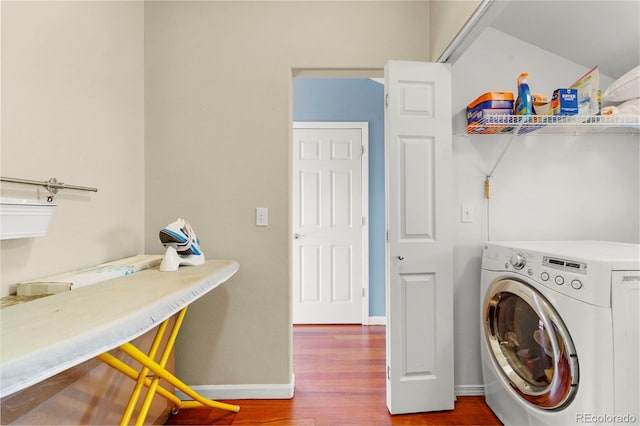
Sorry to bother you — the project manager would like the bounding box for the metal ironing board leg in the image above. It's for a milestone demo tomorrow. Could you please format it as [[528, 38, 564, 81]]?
[[96, 352, 183, 406], [96, 306, 240, 426]]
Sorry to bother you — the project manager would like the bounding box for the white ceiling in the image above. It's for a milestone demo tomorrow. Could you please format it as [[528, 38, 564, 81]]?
[[489, 0, 640, 79]]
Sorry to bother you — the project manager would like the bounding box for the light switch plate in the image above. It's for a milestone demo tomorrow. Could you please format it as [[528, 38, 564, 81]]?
[[256, 207, 268, 226], [461, 203, 474, 223]]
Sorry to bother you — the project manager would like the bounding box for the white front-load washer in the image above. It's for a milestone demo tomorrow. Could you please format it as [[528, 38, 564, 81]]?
[[480, 241, 639, 425]]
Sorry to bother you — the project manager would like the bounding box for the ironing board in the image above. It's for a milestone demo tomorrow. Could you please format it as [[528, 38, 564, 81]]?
[[0, 259, 240, 425]]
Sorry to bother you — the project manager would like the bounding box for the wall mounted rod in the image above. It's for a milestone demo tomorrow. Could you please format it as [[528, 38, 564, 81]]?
[[1, 176, 97, 198]]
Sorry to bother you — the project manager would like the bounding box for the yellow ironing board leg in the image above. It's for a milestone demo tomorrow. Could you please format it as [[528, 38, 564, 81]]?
[[96, 306, 240, 425], [96, 352, 182, 406]]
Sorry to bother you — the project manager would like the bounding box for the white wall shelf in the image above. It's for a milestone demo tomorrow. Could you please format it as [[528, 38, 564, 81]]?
[[467, 114, 640, 136], [0, 198, 56, 240]]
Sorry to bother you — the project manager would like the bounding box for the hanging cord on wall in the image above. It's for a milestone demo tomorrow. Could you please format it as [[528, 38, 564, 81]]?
[[484, 176, 491, 200], [484, 119, 526, 199], [483, 120, 526, 241], [484, 177, 491, 241]]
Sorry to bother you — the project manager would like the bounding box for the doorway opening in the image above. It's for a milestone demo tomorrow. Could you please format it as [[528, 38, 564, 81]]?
[[291, 70, 385, 325]]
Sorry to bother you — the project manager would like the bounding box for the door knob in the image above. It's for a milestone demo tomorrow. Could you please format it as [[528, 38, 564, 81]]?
[[397, 256, 404, 260], [294, 233, 304, 239]]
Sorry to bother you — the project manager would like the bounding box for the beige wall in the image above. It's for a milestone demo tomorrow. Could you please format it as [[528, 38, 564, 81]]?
[[144, 1, 430, 387], [0, 1, 145, 297], [429, 0, 481, 62], [1, 1, 148, 423]]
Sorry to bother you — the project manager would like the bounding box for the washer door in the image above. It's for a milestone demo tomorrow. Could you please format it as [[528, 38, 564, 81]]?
[[483, 278, 579, 410]]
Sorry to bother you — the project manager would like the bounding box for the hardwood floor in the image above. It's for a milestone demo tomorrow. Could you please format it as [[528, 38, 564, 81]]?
[[166, 325, 502, 425]]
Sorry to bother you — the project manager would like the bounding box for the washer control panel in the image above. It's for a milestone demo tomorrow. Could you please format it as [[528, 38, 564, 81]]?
[[534, 257, 607, 306], [483, 245, 611, 306], [543, 256, 587, 274], [482, 243, 615, 307], [510, 254, 526, 270], [506, 253, 587, 292], [540, 256, 588, 292], [540, 267, 585, 289]]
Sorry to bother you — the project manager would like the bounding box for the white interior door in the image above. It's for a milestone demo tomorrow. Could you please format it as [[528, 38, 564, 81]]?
[[384, 61, 454, 414], [292, 122, 368, 324]]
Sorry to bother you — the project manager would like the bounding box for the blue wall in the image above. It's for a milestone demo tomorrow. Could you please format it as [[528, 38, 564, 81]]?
[[293, 78, 385, 317]]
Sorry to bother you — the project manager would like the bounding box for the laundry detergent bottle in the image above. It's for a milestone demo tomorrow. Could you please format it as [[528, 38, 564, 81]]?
[[514, 73, 534, 115]]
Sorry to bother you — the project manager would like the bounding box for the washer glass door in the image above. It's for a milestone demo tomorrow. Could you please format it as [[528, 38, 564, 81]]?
[[483, 279, 579, 410]]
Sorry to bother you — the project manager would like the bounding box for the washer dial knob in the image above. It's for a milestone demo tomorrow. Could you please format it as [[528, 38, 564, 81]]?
[[510, 254, 526, 270]]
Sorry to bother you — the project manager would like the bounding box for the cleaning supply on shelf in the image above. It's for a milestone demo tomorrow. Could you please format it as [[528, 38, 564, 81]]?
[[551, 89, 578, 115], [570, 66, 600, 116], [466, 92, 514, 134], [590, 90, 602, 115], [532, 94, 551, 116], [514, 73, 534, 115]]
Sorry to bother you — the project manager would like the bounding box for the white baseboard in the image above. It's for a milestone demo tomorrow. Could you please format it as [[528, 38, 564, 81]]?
[[455, 384, 485, 396], [176, 377, 482, 400], [176, 375, 295, 400], [367, 316, 386, 325]]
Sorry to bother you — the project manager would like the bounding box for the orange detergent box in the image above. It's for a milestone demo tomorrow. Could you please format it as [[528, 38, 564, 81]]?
[[466, 92, 514, 134]]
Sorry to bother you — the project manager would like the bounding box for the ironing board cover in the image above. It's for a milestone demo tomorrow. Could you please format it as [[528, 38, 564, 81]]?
[[0, 259, 239, 398]]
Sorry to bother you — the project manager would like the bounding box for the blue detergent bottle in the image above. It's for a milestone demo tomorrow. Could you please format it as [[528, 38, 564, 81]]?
[[514, 73, 534, 115]]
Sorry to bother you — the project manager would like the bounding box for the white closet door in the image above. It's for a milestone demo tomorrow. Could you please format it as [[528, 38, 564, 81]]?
[[384, 60, 454, 414]]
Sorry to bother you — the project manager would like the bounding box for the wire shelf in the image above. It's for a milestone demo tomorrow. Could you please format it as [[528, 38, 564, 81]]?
[[467, 114, 640, 135]]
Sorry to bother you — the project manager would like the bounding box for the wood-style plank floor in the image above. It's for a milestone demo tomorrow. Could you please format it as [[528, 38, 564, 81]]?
[[166, 325, 502, 425]]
